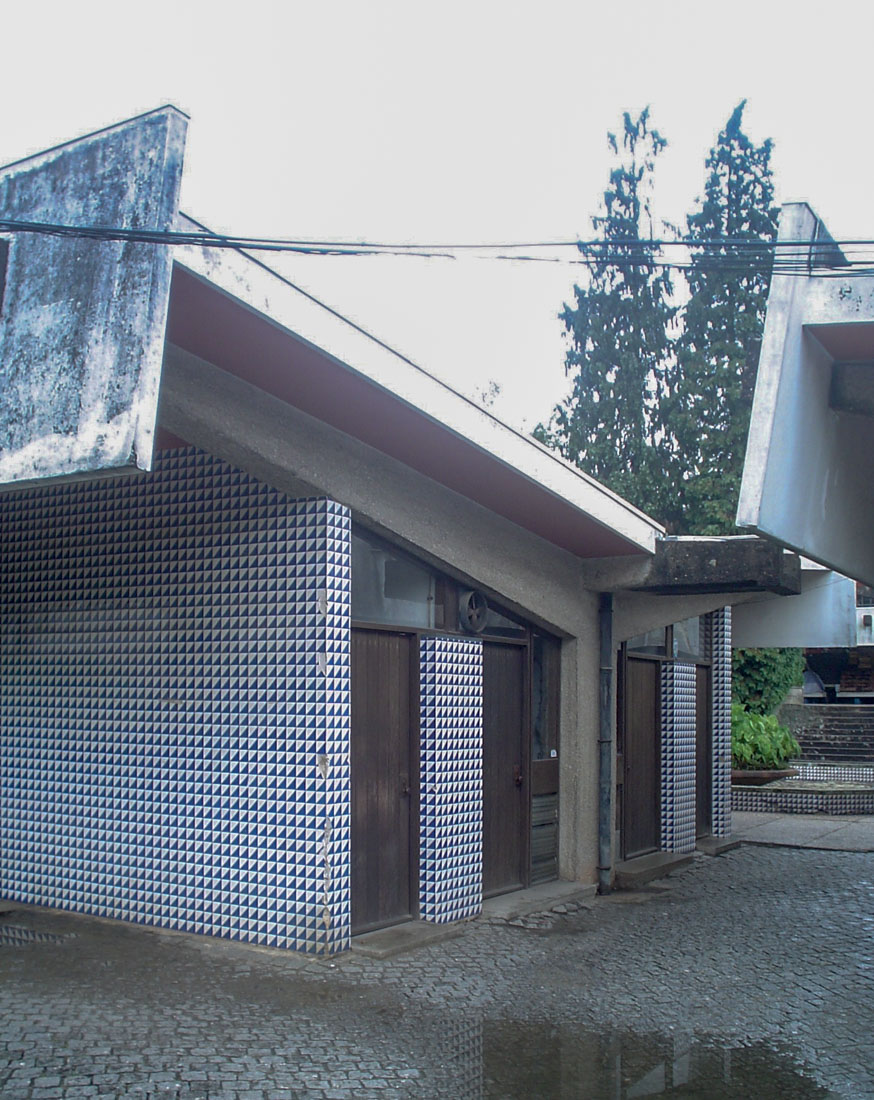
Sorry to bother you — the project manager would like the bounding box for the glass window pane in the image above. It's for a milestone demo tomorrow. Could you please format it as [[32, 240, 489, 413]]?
[[627, 628, 667, 655], [351, 533, 435, 628], [673, 616, 703, 660], [482, 603, 527, 638], [532, 635, 560, 760]]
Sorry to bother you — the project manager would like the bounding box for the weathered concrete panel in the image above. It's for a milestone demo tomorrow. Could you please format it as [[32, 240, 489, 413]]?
[[738, 203, 874, 585], [0, 107, 187, 486], [732, 564, 856, 648]]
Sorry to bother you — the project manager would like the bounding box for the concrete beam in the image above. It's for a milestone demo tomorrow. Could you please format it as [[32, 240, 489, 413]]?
[[582, 536, 801, 597], [633, 537, 801, 596]]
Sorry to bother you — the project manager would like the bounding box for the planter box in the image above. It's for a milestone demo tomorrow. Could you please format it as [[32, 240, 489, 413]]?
[[731, 783, 874, 815], [730, 768, 798, 786]]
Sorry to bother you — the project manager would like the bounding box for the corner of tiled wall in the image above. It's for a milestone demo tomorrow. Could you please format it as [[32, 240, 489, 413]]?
[[0, 448, 352, 955]]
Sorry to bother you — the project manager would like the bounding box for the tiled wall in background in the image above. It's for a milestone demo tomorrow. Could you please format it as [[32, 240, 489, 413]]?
[[0, 448, 351, 954], [419, 636, 483, 923]]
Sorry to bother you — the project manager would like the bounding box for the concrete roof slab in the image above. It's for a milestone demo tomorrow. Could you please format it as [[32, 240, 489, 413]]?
[[0, 107, 187, 488]]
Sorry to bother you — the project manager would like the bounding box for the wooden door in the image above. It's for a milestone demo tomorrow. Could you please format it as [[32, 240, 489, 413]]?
[[622, 657, 661, 859], [696, 666, 712, 837], [482, 642, 527, 897], [350, 629, 415, 934]]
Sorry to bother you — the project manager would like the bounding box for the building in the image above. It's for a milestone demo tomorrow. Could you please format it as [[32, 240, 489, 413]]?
[[738, 202, 874, 587], [0, 109, 799, 953]]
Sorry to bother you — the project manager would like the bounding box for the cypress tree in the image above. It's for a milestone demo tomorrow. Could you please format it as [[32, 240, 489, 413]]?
[[672, 101, 779, 534], [536, 109, 680, 526]]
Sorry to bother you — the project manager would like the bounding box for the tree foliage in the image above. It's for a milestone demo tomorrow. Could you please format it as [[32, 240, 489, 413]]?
[[671, 101, 779, 533], [534, 109, 681, 527], [732, 647, 805, 715], [538, 102, 778, 536]]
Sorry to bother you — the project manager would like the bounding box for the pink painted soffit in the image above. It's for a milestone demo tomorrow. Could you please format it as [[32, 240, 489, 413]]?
[[807, 322, 874, 362], [165, 265, 645, 559]]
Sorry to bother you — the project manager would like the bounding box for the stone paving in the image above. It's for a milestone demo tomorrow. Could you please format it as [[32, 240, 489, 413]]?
[[0, 845, 872, 1098]]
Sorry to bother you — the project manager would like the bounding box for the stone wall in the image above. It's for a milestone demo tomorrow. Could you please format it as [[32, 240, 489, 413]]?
[[779, 703, 874, 763]]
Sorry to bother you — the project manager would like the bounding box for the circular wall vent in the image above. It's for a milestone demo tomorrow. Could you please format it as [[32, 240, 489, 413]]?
[[459, 589, 489, 634]]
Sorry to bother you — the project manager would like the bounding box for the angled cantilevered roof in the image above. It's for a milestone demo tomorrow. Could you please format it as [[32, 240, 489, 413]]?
[[165, 219, 662, 558], [0, 107, 662, 559], [0, 106, 188, 484], [738, 202, 874, 585]]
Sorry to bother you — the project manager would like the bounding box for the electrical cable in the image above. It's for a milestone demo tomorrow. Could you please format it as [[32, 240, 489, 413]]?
[[2, 217, 874, 276]]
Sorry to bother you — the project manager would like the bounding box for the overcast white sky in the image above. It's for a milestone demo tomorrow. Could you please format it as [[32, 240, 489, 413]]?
[[4, 1, 873, 429]]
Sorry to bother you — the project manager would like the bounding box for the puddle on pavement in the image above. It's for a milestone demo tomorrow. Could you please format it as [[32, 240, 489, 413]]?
[[475, 1022, 836, 1099], [0, 923, 75, 947]]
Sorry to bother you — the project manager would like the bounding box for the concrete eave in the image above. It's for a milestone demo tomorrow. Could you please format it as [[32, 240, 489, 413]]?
[[634, 536, 802, 595], [591, 535, 802, 596]]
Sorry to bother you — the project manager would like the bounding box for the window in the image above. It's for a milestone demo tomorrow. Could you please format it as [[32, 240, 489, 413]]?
[[351, 531, 436, 628], [532, 634, 560, 761], [673, 616, 703, 660], [626, 627, 667, 656]]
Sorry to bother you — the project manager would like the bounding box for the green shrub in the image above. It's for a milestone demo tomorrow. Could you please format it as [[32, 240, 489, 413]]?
[[731, 703, 800, 770], [732, 647, 805, 715]]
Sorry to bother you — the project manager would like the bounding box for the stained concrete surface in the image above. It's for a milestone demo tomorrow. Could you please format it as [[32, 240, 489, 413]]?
[[0, 845, 871, 1098]]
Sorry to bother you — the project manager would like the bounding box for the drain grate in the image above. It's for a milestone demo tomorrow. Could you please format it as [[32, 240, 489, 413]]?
[[0, 923, 74, 946]]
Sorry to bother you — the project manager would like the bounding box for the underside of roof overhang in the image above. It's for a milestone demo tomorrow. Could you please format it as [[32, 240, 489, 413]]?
[[163, 258, 661, 560]]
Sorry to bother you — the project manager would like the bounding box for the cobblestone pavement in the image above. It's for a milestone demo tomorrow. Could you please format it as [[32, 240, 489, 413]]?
[[0, 846, 872, 1098]]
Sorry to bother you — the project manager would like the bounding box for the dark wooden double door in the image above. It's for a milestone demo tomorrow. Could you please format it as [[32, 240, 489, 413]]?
[[350, 630, 528, 934], [621, 657, 713, 860]]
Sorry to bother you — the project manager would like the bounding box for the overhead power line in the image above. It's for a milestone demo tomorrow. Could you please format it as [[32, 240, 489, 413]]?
[[2, 217, 874, 277]]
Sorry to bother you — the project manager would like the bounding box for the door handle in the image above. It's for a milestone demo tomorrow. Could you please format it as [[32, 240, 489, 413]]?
[[513, 764, 523, 788], [400, 775, 411, 797]]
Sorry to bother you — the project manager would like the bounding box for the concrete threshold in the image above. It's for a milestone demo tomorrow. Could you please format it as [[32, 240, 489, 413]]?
[[614, 851, 693, 889], [480, 880, 597, 920], [351, 920, 464, 959], [696, 835, 742, 856]]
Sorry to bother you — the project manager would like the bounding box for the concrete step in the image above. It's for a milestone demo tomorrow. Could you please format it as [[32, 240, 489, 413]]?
[[480, 880, 596, 921], [351, 920, 463, 959], [614, 851, 693, 890], [697, 835, 742, 856]]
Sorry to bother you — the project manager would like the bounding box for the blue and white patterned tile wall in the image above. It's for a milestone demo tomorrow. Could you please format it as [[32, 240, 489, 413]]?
[[708, 608, 732, 837], [419, 636, 483, 923], [0, 447, 351, 954], [660, 662, 697, 853]]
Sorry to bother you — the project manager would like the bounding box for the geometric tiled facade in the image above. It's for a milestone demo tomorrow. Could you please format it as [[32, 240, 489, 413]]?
[[0, 447, 351, 955], [794, 762, 874, 783], [649, 610, 733, 855], [660, 662, 698, 854], [731, 783, 874, 816], [708, 607, 732, 838], [419, 636, 483, 924]]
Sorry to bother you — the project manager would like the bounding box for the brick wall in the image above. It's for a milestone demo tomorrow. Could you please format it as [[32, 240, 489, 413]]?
[[779, 703, 874, 763]]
